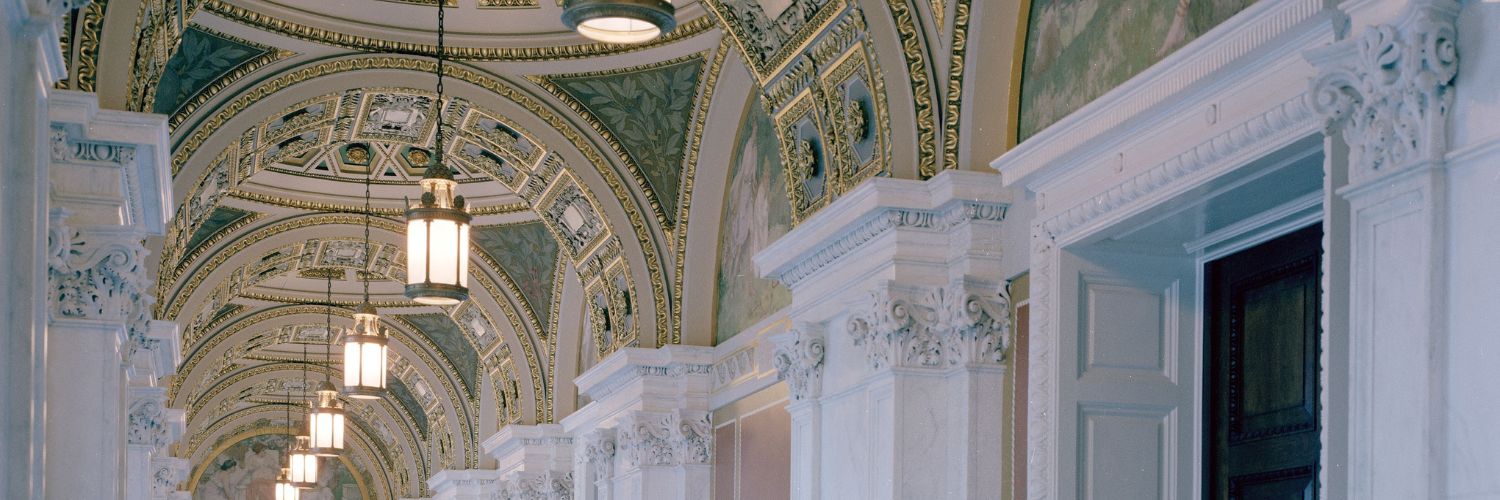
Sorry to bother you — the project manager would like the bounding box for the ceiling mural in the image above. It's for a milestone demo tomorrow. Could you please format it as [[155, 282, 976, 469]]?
[[472, 222, 561, 325], [396, 314, 482, 398], [52, 0, 979, 491], [190, 433, 365, 500], [151, 25, 287, 119], [714, 94, 791, 343], [536, 54, 706, 226], [1017, 0, 1258, 141]]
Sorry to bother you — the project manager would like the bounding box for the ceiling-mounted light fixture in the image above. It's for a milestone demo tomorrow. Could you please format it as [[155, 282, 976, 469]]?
[[405, 0, 471, 306], [308, 276, 347, 457], [562, 0, 675, 45], [345, 162, 389, 399]]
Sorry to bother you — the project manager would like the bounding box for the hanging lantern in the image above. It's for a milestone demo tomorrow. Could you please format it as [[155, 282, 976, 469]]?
[[562, 0, 675, 44], [343, 303, 389, 399], [406, 0, 470, 306], [275, 468, 301, 500], [405, 164, 470, 305], [307, 381, 346, 456], [288, 434, 319, 488]]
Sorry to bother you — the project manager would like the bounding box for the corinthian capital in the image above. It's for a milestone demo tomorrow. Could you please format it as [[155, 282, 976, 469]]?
[[1308, 0, 1458, 183], [771, 324, 827, 401], [845, 282, 1011, 371]]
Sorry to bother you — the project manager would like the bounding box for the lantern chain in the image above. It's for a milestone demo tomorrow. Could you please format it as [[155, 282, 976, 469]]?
[[435, 0, 445, 169], [325, 275, 333, 384]]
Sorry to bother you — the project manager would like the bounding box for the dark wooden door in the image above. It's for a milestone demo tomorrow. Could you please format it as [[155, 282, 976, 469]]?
[[1205, 225, 1322, 500]]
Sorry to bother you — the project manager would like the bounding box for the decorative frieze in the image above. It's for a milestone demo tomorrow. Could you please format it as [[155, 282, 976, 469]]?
[[1308, 0, 1459, 184], [771, 326, 826, 401], [845, 282, 1010, 371], [49, 126, 138, 165]]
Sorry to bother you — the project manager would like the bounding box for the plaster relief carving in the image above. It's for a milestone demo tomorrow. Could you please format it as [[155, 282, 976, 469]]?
[[499, 470, 573, 500], [581, 429, 617, 484], [616, 409, 713, 469], [1309, 0, 1458, 184], [846, 283, 1010, 371], [128, 396, 169, 448], [772, 325, 826, 401]]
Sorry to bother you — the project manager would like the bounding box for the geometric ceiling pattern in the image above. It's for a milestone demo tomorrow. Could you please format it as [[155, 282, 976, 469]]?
[[56, 0, 984, 495]]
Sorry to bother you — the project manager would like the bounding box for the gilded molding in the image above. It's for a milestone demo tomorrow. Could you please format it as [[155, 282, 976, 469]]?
[[160, 215, 401, 321], [226, 189, 529, 215], [200, 0, 712, 61], [478, 0, 537, 6], [184, 417, 389, 499], [941, 0, 970, 171], [471, 270, 549, 422], [75, 0, 105, 92], [701, 0, 848, 82], [669, 38, 729, 344], [887, 0, 938, 177]]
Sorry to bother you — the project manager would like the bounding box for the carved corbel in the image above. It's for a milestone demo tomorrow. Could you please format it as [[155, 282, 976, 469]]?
[[1308, 0, 1459, 184]]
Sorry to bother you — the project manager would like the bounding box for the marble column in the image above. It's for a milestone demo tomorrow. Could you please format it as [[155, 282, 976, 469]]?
[[754, 170, 1011, 500], [1307, 1, 1459, 498], [42, 90, 175, 500], [561, 346, 714, 500], [0, 0, 79, 497]]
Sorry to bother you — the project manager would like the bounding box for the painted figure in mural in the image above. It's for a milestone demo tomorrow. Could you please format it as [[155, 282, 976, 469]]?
[[713, 99, 792, 343], [197, 443, 279, 500]]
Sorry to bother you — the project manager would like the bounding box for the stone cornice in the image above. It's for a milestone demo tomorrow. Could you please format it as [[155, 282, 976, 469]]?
[[754, 170, 1008, 289], [1037, 94, 1319, 242]]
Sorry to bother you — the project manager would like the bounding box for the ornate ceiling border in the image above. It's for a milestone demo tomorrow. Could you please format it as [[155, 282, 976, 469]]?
[[200, 0, 713, 61], [887, 0, 938, 177], [225, 189, 530, 215], [669, 37, 730, 345], [941, 0, 970, 171], [169, 56, 668, 349]]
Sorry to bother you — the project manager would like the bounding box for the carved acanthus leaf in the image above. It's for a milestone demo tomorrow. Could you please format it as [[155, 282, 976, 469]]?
[[846, 282, 1011, 371], [1309, 0, 1458, 183], [772, 325, 826, 401]]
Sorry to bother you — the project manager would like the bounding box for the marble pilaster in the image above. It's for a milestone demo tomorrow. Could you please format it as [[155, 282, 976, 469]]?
[[755, 170, 1011, 500]]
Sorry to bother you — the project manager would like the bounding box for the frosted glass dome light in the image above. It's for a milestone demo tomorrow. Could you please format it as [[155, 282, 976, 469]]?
[[562, 0, 675, 45]]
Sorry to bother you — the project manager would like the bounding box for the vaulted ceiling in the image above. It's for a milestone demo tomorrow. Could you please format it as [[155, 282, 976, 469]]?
[[57, 0, 1022, 496]]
